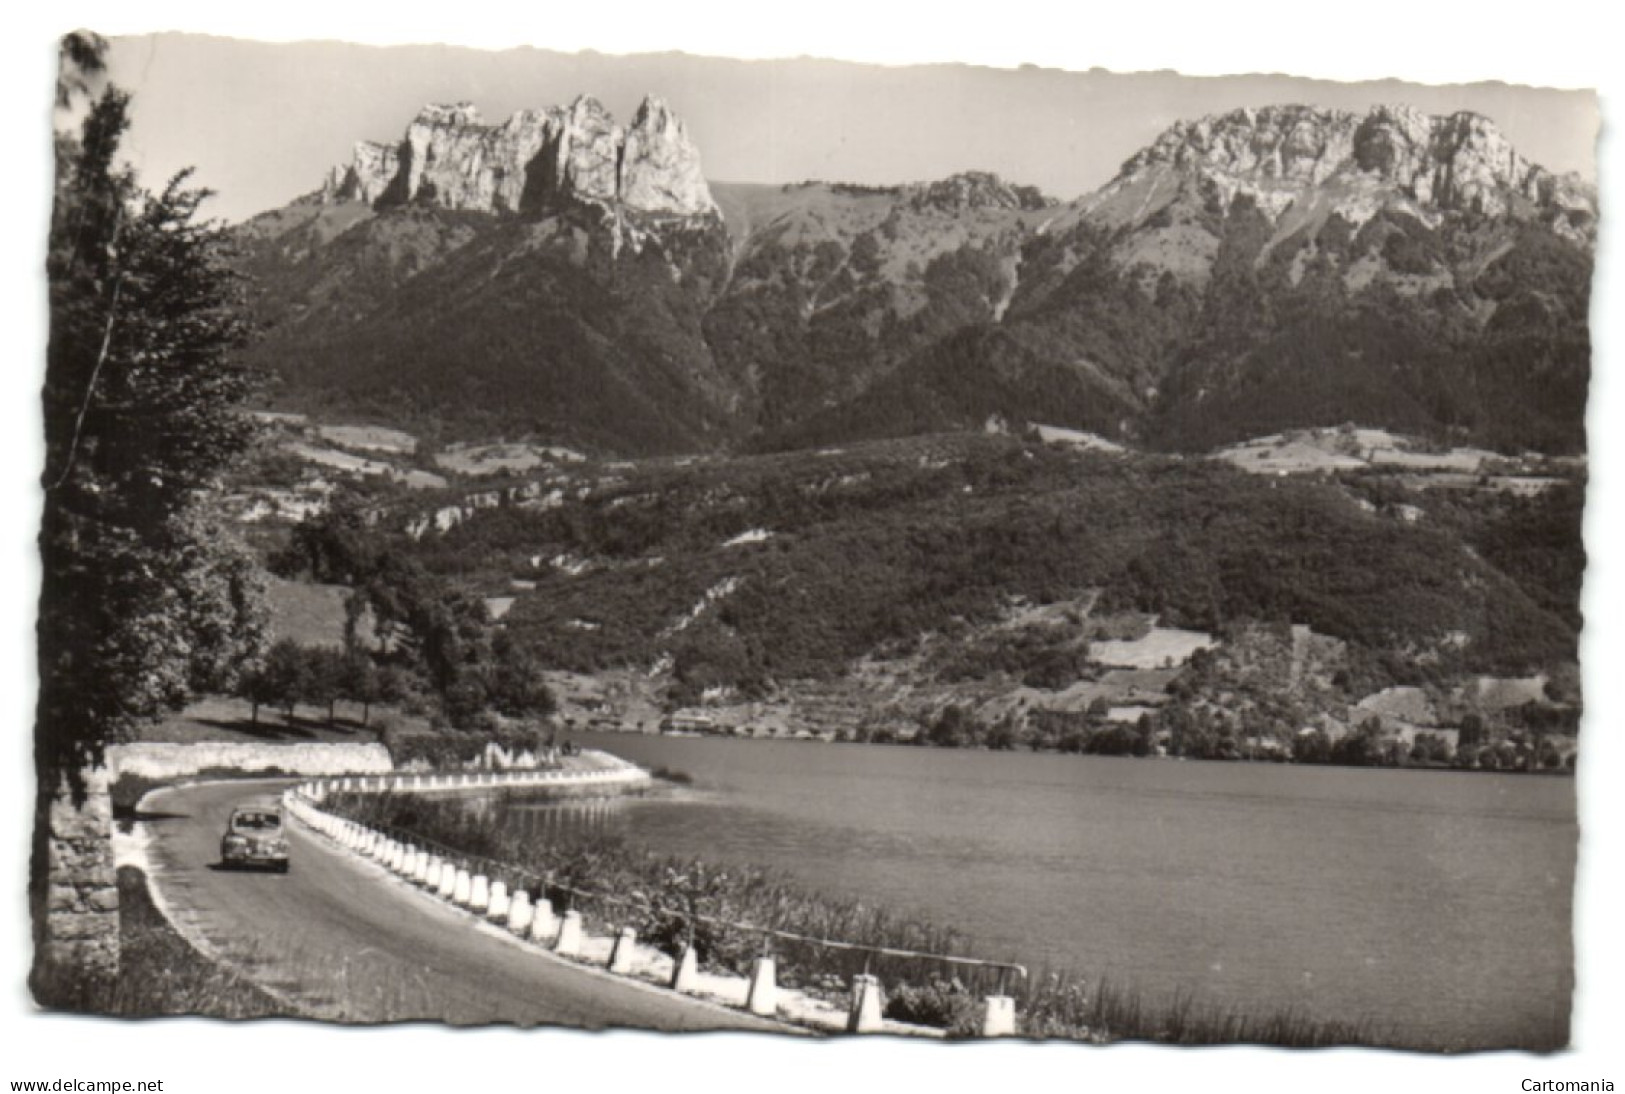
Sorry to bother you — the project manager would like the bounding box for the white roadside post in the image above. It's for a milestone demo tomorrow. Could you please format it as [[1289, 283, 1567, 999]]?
[[487, 881, 510, 921], [847, 974, 884, 1033], [746, 955, 778, 1017], [553, 910, 583, 957], [609, 927, 637, 974], [531, 897, 558, 942], [982, 994, 1017, 1037], [507, 890, 534, 936], [671, 944, 699, 992]]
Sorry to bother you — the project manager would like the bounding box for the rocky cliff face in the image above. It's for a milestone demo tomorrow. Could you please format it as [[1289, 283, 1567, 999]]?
[[321, 94, 718, 227], [324, 140, 403, 205], [786, 104, 1595, 455], [1009, 102, 1596, 310], [248, 99, 1592, 458], [1088, 104, 1595, 243], [703, 173, 1056, 432], [619, 97, 716, 218]]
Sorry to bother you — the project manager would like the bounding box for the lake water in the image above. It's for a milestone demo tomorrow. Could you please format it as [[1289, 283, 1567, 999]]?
[[543, 733, 1576, 1049]]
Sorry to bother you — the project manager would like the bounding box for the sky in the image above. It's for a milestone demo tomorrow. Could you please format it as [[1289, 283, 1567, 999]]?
[[103, 33, 1600, 224], [8, 4, 1625, 1094]]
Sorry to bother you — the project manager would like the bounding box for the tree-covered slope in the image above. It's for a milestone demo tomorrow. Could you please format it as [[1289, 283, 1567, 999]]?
[[236, 203, 738, 454], [384, 434, 1579, 696]]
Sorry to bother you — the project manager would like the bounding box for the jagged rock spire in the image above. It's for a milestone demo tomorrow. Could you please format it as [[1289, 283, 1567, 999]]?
[[621, 94, 716, 218], [319, 93, 718, 221]]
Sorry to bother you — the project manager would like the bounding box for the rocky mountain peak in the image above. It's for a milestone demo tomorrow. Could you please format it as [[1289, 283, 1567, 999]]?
[[620, 95, 716, 219], [1128, 104, 1360, 186], [630, 94, 677, 128], [251, 93, 1594, 465], [1115, 103, 1588, 224], [321, 139, 403, 206], [903, 171, 1054, 213], [319, 93, 718, 223], [413, 102, 483, 128], [1350, 107, 1546, 215]]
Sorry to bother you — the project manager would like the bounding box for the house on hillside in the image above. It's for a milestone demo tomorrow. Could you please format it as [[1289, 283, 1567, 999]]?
[[662, 711, 719, 735], [1240, 735, 1289, 760], [1391, 725, 1460, 752]]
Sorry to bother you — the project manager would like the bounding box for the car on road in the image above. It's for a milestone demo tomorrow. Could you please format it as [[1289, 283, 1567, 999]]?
[[220, 802, 290, 872]]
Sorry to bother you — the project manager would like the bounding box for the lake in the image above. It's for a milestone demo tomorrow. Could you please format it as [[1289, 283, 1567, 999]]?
[[537, 733, 1576, 1049]]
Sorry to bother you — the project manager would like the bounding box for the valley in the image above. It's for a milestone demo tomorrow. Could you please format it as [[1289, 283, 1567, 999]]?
[[37, 33, 1601, 1056], [214, 94, 1592, 777], [209, 94, 1593, 781], [230, 415, 1583, 774]]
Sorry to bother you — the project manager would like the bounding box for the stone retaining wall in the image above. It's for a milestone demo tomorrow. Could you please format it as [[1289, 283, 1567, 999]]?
[[109, 741, 394, 780], [33, 766, 118, 1005]]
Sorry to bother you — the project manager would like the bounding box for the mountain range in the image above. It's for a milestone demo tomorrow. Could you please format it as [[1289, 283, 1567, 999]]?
[[233, 96, 1596, 457]]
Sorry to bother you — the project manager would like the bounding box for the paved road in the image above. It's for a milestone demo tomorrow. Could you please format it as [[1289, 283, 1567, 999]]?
[[138, 779, 784, 1030]]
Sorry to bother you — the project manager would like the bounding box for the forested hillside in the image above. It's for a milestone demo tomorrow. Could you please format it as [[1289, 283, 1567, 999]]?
[[372, 434, 1581, 698]]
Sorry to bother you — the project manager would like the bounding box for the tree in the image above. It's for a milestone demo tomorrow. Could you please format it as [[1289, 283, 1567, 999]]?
[[40, 76, 263, 784], [341, 652, 381, 726], [1132, 715, 1155, 757], [1294, 729, 1332, 764], [342, 588, 369, 654], [1086, 724, 1139, 756], [485, 636, 556, 721], [36, 49, 265, 1004], [925, 704, 973, 748], [259, 641, 311, 723], [273, 489, 378, 584], [241, 654, 282, 727], [984, 716, 1020, 751], [441, 672, 493, 730], [1457, 712, 1486, 749], [1331, 717, 1386, 767], [303, 647, 348, 727], [55, 32, 108, 109]]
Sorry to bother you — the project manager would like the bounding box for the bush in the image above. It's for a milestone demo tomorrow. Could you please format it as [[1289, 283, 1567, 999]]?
[[110, 867, 282, 1018], [884, 977, 984, 1036], [380, 723, 548, 769], [332, 792, 972, 995]]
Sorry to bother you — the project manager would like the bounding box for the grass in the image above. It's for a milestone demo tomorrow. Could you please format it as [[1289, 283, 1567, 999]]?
[[315, 423, 418, 454], [333, 792, 1398, 1046], [265, 576, 376, 648], [335, 792, 974, 992], [1016, 973, 1386, 1046], [1088, 626, 1215, 670], [143, 694, 387, 744], [107, 865, 439, 1022], [109, 866, 284, 1018]]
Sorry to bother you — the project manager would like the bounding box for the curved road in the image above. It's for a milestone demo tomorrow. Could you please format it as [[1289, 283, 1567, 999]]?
[[138, 779, 785, 1031]]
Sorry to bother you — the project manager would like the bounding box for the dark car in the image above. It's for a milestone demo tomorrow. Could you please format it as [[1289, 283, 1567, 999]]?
[[220, 803, 290, 872]]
